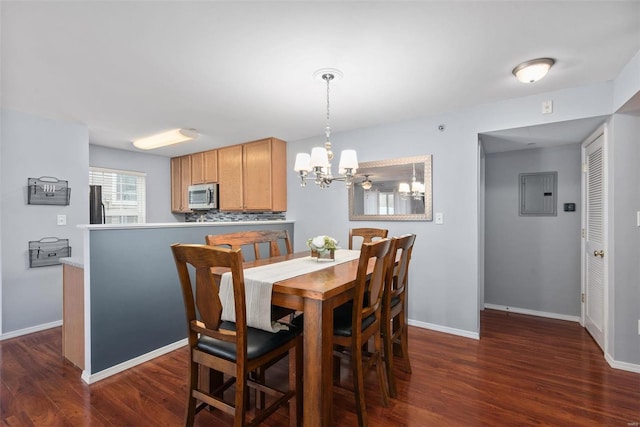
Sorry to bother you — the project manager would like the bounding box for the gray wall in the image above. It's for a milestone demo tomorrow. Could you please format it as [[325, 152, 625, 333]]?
[[1, 109, 88, 333], [88, 222, 294, 373], [608, 112, 640, 364], [89, 144, 176, 223], [484, 144, 582, 316], [288, 83, 613, 338]]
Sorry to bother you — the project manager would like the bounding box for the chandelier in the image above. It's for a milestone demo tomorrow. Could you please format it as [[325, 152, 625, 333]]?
[[294, 69, 358, 189], [399, 163, 424, 200]]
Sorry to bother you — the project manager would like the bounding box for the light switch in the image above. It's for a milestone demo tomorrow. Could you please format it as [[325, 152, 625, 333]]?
[[435, 212, 444, 224], [637, 211, 640, 227], [57, 214, 66, 226]]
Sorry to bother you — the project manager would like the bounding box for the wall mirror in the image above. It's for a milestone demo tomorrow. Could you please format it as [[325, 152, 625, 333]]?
[[349, 155, 432, 221]]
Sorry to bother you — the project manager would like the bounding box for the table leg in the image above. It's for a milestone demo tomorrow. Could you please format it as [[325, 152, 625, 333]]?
[[303, 298, 334, 427]]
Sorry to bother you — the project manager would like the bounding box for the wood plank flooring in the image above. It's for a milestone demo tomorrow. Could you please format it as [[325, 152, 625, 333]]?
[[1, 309, 638, 426]]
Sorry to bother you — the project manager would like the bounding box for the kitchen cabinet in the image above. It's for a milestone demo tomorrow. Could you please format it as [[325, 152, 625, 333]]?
[[218, 137, 287, 211], [171, 155, 192, 213], [191, 150, 218, 184]]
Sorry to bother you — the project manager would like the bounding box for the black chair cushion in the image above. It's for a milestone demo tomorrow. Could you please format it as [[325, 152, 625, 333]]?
[[390, 295, 401, 307], [197, 321, 300, 362], [332, 302, 376, 337]]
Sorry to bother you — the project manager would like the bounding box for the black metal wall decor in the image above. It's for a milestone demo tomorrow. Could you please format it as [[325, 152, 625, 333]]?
[[28, 237, 71, 268], [27, 176, 71, 205]]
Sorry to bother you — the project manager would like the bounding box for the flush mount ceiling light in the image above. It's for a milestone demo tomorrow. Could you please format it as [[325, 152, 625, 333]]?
[[133, 128, 199, 150], [293, 68, 358, 189], [512, 58, 555, 84], [361, 175, 373, 191]]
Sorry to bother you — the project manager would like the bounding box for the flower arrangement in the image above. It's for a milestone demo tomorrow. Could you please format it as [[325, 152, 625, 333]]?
[[307, 235, 338, 254]]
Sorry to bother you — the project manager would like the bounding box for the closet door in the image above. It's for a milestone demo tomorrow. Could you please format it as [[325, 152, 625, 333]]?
[[583, 133, 605, 350]]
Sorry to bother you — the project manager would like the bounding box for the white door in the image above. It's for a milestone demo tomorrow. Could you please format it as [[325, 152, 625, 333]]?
[[583, 132, 606, 350]]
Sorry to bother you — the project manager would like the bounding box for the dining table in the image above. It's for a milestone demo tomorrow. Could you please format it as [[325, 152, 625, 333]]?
[[219, 249, 373, 427]]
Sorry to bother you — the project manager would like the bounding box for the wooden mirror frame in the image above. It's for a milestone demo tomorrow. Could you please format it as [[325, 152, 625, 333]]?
[[348, 155, 433, 221]]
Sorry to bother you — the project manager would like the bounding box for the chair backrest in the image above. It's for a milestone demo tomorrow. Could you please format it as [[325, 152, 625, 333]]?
[[171, 244, 247, 353], [348, 227, 389, 250], [353, 238, 393, 332], [205, 230, 293, 261], [385, 234, 416, 305]]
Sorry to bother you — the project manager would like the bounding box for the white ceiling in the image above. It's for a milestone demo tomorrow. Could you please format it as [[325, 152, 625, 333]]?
[[2, 1, 639, 158]]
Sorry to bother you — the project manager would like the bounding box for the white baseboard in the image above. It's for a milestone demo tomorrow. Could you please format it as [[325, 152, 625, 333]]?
[[81, 338, 188, 384], [605, 353, 640, 374], [484, 303, 580, 323], [408, 319, 479, 340], [0, 320, 62, 341]]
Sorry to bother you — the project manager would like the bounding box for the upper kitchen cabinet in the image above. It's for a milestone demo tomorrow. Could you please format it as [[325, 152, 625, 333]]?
[[218, 137, 287, 211], [171, 155, 192, 213], [191, 150, 218, 184]]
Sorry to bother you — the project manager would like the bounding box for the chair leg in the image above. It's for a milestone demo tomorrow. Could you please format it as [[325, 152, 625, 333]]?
[[399, 314, 412, 374], [289, 341, 303, 427], [373, 333, 390, 407], [352, 342, 368, 427], [382, 317, 397, 398], [233, 374, 247, 427], [185, 360, 198, 426]]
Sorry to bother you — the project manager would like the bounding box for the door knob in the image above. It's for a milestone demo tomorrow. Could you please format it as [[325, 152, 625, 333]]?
[[593, 250, 604, 258]]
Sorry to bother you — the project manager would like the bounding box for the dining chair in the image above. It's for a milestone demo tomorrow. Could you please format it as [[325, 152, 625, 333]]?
[[204, 230, 296, 409], [171, 243, 302, 427], [348, 228, 389, 250], [332, 238, 393, 427], [381, 234, 416, 398], [205, 230, 293, 262]]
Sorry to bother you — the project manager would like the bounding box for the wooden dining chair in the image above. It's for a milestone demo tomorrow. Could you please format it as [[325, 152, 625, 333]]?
[[171, 243, 302, 427], [205, 230, 293, 262], [381, 234, 416, 398], [348, 228, 389, 250], [332, 238, 393, 427], [204, 230, 296, 408]]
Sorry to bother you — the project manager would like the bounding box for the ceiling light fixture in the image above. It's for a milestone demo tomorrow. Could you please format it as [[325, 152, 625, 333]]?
[[293, 69, 358, 189], [512, 58, 555, 84], [133, 128, 199, 150], [361, 175, 373, 191]]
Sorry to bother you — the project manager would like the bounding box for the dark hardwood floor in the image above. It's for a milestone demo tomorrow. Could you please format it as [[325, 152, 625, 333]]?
[[1, 309, 638, 426]]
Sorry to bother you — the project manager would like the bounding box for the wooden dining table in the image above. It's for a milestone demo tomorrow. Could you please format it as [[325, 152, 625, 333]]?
[[235, 250, 370, 427]]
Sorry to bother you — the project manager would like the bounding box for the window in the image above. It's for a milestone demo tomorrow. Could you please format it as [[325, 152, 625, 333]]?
[[378, 192, 395, 215], [89, 167, 146, 223]]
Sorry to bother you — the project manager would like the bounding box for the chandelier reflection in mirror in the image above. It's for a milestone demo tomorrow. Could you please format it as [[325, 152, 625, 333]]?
[[399, 163, 425, 200], [293, 69, 358, 189]]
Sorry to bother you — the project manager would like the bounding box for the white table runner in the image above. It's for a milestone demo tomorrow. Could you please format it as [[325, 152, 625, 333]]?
[[219, 249, 361, 332]]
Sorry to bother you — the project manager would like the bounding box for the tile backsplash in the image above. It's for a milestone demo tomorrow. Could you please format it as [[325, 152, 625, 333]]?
[[185, 211, 286, 222]]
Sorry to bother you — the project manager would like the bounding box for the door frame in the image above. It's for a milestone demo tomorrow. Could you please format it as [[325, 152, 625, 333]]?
[[580, 124, 609, 353]]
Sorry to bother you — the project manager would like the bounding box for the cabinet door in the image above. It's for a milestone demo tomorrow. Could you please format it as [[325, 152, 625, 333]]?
[[191, 152, 205, 184], [171, 157, 182, 212], [243, 139, 273, 210], [180, 155, 192, 212], [218, 145, 244, 210], [204, 150, 218, 183]]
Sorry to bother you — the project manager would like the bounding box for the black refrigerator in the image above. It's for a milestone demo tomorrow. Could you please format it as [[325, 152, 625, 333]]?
[[89, 185, 106, 224]]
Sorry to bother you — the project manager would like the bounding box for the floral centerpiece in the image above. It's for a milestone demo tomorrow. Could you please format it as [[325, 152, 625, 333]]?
[[307, 235, 338, 261]]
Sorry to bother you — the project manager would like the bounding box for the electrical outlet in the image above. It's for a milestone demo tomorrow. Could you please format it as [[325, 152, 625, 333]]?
[[57, 214, 66, 226], [542, 100, 553, 114], [435, 212, 444, 224]]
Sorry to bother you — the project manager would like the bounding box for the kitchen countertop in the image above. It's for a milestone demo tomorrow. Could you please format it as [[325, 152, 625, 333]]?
[[78, 220, 294, 231], [60, 257, 84, 268]]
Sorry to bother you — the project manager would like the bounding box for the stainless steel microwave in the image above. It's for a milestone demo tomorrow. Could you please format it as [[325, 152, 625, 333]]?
[[188, 183, 218, 210]]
